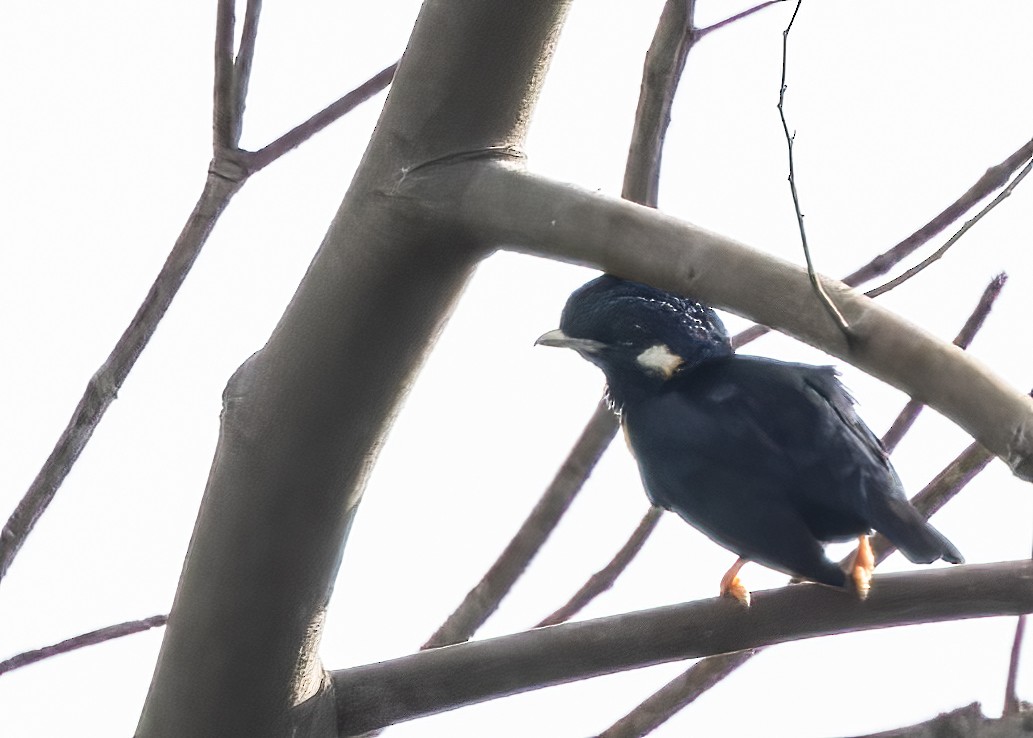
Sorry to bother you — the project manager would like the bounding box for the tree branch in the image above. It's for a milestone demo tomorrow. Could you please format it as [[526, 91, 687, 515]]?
[[0, 172, 244, 585], [536, 506, 663, 628], [0, 615, 167, 676], [333, 560, 1033, 734], [731, 135, 1033, 346], [434, 163, 1033, 480], [846, 137, 1033, 288], [213, 0, 236, 150], [136, 2, 574, 735], [248, 62, 397, 173], [881, 272, 1007, 453], [422, 399, 616, 649], [866, 158, 1033, 298], [230, 0, 264, 145]]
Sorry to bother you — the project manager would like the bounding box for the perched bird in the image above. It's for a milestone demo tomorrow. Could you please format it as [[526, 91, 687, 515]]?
[[537, 274, 962, 605]]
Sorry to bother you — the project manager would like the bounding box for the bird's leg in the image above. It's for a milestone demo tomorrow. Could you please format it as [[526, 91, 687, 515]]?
[[719, 557, 751, 608], [849, 535, 875, 600]]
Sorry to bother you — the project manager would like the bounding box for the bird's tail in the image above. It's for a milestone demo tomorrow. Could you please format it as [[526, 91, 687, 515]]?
[[869, 490, 964, 565]]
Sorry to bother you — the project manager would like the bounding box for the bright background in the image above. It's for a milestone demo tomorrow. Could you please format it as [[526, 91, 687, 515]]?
[[2, 2, 1032, 735]]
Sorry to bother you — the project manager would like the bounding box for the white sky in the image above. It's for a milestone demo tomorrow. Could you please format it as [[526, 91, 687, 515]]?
[[2, 2, 1033, 736]]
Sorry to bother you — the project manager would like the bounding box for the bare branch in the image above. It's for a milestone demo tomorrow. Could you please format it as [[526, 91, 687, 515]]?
[[845, 136, 1033, 287], [697, 0, 786, 38], [229, 0, 264, 145], [0, 173, 244, 585], [881, 272, 1007, 453], [0, 615, 167, 676], [442, 164, 1033, 479], [249, 63, 397, 172], [423, 400, 617, 649], [777, 0, 851, 337], [866, 159, 1033, 298], [536, 506, 663, 628], [1004, 615, 1027, 715], [622, 0, 697, 206], [731, 137, 1033, 346], [333, 561, 1033, 735], [213, 0, 236, 150]]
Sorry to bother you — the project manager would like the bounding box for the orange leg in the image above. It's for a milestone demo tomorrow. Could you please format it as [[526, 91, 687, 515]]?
[[850, 535, 875, 600], [720, 557, 751, 608]]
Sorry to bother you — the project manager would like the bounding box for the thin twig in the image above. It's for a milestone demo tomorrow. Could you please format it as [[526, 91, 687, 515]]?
[[422, 400, 617, 649], [0, 61, 396, 586], [249, 62, 397, 172], [730, 138, 1033, 347], [777, 0, 851, 338], [1004, 615, 1027, 715], [697, 0, 785, 37], [866, 159, 1033, 298], [230, 0, 264, 145], [213, 0, 236, 150], [536, 506, 663, 628], [845, 137, 1033, 287], [0, 615, 167, 676], [881, 272, 1007, 453]]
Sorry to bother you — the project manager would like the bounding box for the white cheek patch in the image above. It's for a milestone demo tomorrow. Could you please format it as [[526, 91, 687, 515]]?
[[636, 344, 683, 378]]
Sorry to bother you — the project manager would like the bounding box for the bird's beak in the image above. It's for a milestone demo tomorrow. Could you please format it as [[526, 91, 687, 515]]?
[[535, 329, 606, 354]]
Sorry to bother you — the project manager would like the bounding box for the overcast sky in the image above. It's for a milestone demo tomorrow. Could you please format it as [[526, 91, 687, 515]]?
[[3, 2, 1033, 736]]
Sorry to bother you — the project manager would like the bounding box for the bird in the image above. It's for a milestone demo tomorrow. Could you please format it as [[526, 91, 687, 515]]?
[[537, 274, 963, 605]]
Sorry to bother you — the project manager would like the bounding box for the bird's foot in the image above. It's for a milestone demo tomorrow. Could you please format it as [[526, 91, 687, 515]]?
[[719, 557, 752, 608], [849, 535, 875, 600]]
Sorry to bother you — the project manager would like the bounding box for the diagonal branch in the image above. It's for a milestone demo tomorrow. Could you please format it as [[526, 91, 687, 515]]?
[[866, 158, 1033, 298], [732, 135, 1033, 347], [881, 273, 1006, 453], [0, 615, 167, 676], [1, 63, 397, 587], [333, 560, 1033, 734], [422, 400, 616, 649], [248, 62, 397, 172]]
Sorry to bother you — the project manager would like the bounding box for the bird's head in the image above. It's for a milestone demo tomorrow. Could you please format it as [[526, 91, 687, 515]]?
[[537, 275, 732, 408]]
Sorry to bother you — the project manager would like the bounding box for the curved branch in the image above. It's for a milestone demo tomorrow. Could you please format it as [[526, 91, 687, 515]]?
[[437, 163, 1033, 480], [333, 560, 1033, 734]]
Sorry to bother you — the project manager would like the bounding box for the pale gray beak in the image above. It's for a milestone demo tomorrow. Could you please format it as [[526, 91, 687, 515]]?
[[535, 329, 606, 353]]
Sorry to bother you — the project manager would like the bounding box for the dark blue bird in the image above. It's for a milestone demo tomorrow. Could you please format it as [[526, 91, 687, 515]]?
[[538, 275, 962, 604]]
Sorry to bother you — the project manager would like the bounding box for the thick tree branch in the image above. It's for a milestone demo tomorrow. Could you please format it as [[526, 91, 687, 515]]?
[[435, 163, 1033, 480], [333, 560, 1033, 734], [136, 3, 574, 736]]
